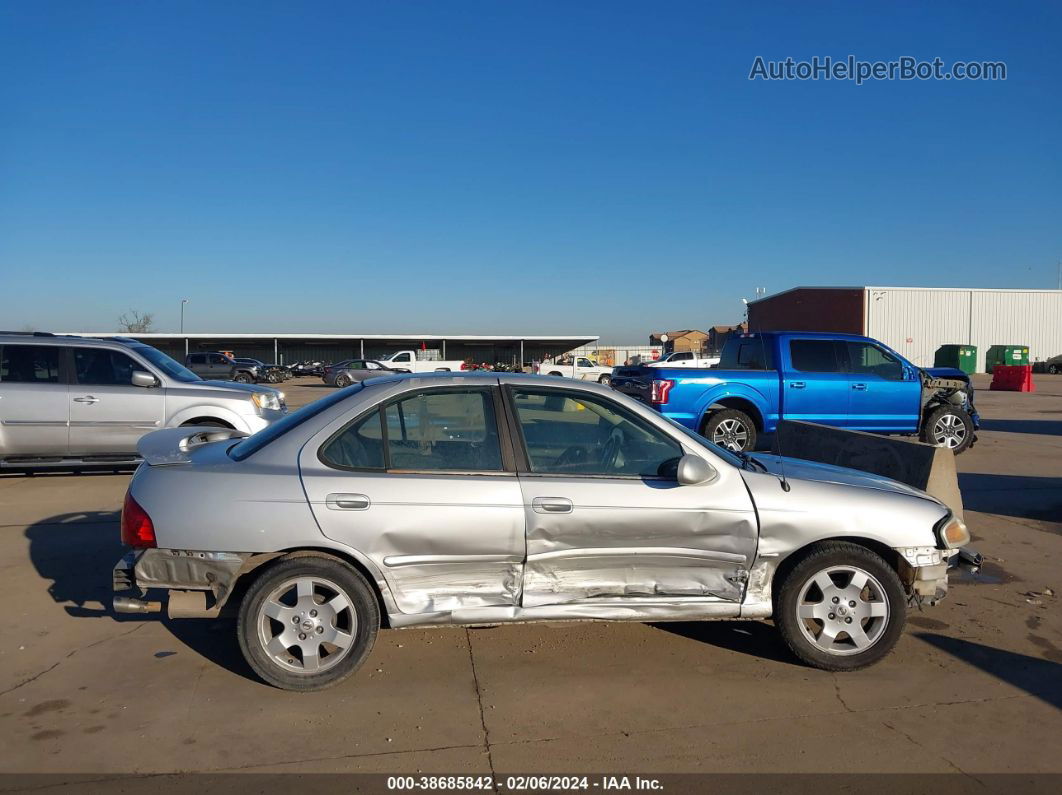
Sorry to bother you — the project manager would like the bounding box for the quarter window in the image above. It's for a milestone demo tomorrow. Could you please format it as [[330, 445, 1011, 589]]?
[[512, 388, 683, 478], [73, 349, 141, 386], [0, 345, 60, 383]]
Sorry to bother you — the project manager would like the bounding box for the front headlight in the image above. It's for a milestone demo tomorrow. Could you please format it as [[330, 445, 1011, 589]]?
[[936, 514, 970, 549], [251, 392, 281, 411]]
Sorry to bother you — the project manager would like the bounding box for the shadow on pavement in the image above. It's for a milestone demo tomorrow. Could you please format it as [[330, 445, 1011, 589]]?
[[958, 473, 1062, 524], [651, 620, 793, 664], [24, 511, 258, 683], [915, 633, 1062, 709], [979, 419, 1062, 436]]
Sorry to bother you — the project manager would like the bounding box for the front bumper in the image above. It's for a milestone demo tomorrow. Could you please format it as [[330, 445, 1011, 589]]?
[[113, 548, 254, 617], [898, 546, 959, 606]]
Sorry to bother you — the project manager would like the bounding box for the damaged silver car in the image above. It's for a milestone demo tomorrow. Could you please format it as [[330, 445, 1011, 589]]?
[[113, 373, 968, 690]]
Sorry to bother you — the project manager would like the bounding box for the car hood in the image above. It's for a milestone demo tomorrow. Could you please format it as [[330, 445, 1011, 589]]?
[[748, 453, 938, 502], [198, 380, 279, 396]]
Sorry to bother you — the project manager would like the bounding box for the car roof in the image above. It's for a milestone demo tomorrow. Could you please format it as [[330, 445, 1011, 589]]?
[[0, 333, 146, 350], [362, 370, 615, 394]]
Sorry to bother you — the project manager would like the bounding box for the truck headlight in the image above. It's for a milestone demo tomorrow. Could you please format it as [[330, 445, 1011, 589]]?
[[936, 514, 970, 549], [251, 392, 282, 411]]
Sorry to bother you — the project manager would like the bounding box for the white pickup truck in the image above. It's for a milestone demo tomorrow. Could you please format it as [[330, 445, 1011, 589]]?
[[378, 350, 466, 372], [645, 351, 720, 368], [539, 356, 614, 384]]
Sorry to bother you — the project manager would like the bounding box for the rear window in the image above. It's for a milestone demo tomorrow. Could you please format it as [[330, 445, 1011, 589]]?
[[229, 384, 364, 461], [718, 338, 773, 370]]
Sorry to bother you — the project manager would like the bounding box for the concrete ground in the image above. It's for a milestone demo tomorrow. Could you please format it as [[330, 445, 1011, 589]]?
[[0, 374, 1059, 781]]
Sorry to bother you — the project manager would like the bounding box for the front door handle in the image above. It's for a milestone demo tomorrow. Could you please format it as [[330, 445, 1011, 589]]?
[[851, 383, 867, 391], [326, 493, 370, 511], [532, 496, 573, 514], [789, 381, 806, 389], [73, 396, 99, 404]]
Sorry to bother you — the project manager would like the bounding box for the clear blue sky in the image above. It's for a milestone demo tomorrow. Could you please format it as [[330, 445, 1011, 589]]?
[[1, 1, 1059, 342]]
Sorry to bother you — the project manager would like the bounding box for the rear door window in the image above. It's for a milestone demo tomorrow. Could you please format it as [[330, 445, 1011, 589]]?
[[789, 340, 844, 373], [0, 345, 61, 383]]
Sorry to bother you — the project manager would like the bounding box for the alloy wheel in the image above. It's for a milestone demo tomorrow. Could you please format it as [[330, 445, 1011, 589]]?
[[931, 413, 967, 448], [257, 576, 357, 674], [712, 418, 748, 451], [795, 566, 889, 655]]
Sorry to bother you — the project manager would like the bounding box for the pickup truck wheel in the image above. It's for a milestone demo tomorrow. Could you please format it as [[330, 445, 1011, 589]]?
[[775, 542, 906, 672], [234, 372, 253, 384], [598, 374, 611, 385], [334, 374, 352, 388], [920, 405, 974, 454], [238, 556, 379, 691], [702, 409, 756, 452]]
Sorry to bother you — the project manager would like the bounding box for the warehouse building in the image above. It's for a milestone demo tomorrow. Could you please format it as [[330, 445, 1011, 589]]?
[[65, 333, 598, 368], [747, 286, 1062, 373]]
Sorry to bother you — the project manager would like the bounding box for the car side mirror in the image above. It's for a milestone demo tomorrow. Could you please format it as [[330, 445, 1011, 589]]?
[[131, 370, 159, 388], [676, 454, 715, 486]]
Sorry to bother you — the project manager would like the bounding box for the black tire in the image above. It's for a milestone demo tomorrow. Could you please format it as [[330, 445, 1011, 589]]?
[[180, 419, 231, 429], [1049, 364, 1059, 375], [237, 556, 380, 691], [919, 405, 974, 454], [774, 541, 906, 672], [234, 372, 253, 384], [702, 408, 757, 452], [598, 374, 611, 386], [334, 374, 351, 388]]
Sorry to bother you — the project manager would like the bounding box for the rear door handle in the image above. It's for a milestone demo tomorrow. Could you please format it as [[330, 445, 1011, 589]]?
[[326, 493, 370, 510], [532, 497, 573, 514], [851, 383, 867, 391], [73, 396, 99, 404], [789, 381, 806, 389]]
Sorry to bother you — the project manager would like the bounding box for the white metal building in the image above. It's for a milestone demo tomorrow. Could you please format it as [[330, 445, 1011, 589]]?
[[748, 286, 1062, 372]]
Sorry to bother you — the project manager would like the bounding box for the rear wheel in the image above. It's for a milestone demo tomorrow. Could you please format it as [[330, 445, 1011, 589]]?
[[774, 542, 906, 671], [334, 374, 352, 388], [702, 409, 757, 452], [920, 405, 974, 454], [238, 556, 379, 691], [1049, 364, 1060, 375]]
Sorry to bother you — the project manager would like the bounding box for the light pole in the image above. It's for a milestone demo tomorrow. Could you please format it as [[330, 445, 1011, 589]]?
[[180, 299, 189, 333]]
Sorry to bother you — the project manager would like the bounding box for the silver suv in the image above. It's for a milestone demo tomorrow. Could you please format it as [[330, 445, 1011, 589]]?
[[0, 333, 287, 469]]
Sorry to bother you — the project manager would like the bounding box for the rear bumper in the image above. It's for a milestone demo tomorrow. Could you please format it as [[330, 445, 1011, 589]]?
[[113, 548, 254, 617]]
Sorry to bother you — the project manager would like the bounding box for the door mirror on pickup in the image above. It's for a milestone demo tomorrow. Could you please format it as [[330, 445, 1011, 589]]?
[[676, 454, 715, 486], [131, 370, 159, 388]]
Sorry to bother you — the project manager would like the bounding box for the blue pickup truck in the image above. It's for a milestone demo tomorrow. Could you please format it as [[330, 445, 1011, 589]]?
[[611, 331, 979, 453]]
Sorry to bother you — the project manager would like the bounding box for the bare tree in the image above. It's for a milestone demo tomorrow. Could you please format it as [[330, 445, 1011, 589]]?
[[117, 310, 155, 333]]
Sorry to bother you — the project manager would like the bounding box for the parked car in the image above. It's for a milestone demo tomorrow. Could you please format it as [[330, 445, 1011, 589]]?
[[645, 351, 721, 368], [539, 355, 614, 384], [611, 332, 979, 454], [377, 350, 466, 373], [1033, 354, 1062, 375], [290, 361, 324, 377], [234, 358, 291, 383], [185, 352, 258, 384], [0, 333, 286, 469], [330, 360, 405, 387], [113, 372, 965, 690]]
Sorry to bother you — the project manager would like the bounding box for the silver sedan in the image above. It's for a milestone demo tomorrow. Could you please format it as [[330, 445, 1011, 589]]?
[[113, 373, 967, 690]]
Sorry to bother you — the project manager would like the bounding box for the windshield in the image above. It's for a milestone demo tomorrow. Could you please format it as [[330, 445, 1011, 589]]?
[[660, 415, 747, 468], [229, 383, 364, 461], [129, 344, 201, 383]]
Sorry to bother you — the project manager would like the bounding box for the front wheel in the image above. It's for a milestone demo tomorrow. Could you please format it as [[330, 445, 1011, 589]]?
[[774, 541, 906, 671], [1049, 364, 1060, 375], [237, 556, 380, 691], [702, 409, 757, 452], [920, 405, 974, 454], [334, 374, 351, 388], [234, 372, 253, 384]]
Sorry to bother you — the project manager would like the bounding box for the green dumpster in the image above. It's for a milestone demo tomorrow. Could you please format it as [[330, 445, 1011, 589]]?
[[985, 345, 1030, 373], [933, 344, 977, 374]]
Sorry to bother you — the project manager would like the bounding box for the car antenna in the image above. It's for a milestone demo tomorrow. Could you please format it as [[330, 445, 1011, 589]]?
[[745, 298, 790, 492]]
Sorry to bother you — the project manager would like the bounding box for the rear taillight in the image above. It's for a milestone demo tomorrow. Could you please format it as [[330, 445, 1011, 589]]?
[[650, 379, 675, 404], [460, 362, 470, 370], [121, 492, 156, 548]]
